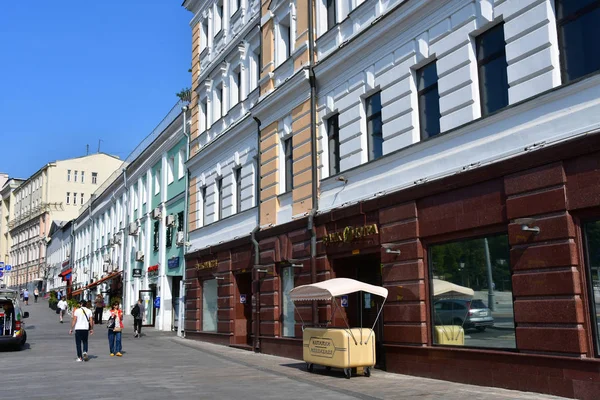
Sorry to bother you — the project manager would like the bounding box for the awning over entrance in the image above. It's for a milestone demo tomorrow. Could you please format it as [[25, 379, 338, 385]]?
[[59, 268, 72, 277], [85, 270, 122, 290]]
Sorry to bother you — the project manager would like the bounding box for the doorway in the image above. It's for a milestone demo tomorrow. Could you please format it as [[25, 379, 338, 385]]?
[[139, 287, 156, 327], [234, 272, 252, 346], [333, 253, 385, 369], [172, 276, 181, 331]]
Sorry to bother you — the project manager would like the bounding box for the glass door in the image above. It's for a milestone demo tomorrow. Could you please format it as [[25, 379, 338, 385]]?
[[139, 289, 155, 327]]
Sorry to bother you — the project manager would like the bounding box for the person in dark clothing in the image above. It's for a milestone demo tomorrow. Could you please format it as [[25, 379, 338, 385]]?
[[94, 294, 105, 324], [132, 299, 145, 338]]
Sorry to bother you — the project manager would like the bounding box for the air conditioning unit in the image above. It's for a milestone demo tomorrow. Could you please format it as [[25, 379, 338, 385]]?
[[176, 231, 185, 246], [166, 214, 175, 226], [114, 234, 122, 244], [152, 207, 161, 220], [108, 237, 114, 246], [129, 221, 139, 236], [103, 253, 111, 263], [135, 251, 144, 261]]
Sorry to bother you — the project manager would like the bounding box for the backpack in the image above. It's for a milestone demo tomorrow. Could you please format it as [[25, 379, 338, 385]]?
[[131, 304, 140, 318]]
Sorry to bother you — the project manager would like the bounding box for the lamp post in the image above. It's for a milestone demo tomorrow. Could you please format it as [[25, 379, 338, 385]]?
[[483, 238, 495, 311]]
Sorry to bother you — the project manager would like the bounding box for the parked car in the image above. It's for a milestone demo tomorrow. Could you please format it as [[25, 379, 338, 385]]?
[[433, 299, 494, 331], [0, 289, 29, 350]]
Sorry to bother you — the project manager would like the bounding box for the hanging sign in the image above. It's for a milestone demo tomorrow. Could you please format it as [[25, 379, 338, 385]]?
[[322, 224, 379, 245], [148, 265, 159, 277], [132, 268, 142, 278], [168, 257, 180, 270]]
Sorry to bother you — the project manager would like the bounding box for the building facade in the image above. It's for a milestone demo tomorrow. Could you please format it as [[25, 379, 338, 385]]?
[[7, 153, 122, 293], [182, 0, 600, 397], [69, 101, 189, 332], [45, 221, 74, 293], [1, 176, 23, 288]]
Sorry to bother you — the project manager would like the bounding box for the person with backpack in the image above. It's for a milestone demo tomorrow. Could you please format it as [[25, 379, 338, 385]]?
[[131, 298, 145, 338], [69, 300, 94, 362]]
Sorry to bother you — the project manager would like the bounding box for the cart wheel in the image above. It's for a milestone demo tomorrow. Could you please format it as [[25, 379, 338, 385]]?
[[364, 367, 371, 377], [307, 363, 314, 373], [325, 366, 332, 371], [344, 368, 351, 379]]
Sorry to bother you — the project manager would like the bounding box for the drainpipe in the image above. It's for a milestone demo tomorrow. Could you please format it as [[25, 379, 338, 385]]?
[[250, 225, 260, 352], [307, 0, 319, 326], [180, 105, 190, 338]]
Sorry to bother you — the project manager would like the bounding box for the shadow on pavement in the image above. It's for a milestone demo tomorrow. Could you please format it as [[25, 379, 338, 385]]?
[[280, 362, 351, 379]]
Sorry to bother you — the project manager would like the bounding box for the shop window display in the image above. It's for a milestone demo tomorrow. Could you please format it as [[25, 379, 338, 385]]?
[[429, 234, 515, 349], [202, 279, 218, 332]]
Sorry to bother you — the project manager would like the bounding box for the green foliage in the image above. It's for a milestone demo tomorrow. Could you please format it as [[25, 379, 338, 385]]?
[[67, 299, 79, 310], [176, 87, 191, 102], [49, 290, 57, 300], [48, 297, 58, 307]]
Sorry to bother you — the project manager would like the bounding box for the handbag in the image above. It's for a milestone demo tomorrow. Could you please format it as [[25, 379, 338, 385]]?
[[107, 315, 116, 330], [113, 313, 123, 332]]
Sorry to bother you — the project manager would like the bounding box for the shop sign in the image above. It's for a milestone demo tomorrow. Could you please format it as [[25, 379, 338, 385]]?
[[322, 224, 379, 245], [195, 259, 218, 271], [168, 257, 180, 270], [132, 268, 142, 278], [308, 337, 335, 358], [148, 265, 159, 277]]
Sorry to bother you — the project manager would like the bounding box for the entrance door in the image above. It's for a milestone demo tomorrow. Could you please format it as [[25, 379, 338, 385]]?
[[333, 254, 385, 369], [172, 276, 181, 331], [234, 272, 252, 346], [139, 289, 155, 327]]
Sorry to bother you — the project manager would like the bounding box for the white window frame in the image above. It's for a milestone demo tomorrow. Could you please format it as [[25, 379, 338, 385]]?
[[178, 149, 185, 180], [167, 157, 175, 185], [154, 169, 161, 195]]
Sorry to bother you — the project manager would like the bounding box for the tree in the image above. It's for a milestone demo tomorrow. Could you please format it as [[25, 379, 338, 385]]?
[[176, 88, 191, 102]]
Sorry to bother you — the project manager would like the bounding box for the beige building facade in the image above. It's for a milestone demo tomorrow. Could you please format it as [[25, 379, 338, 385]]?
[[7, 153, 122, 290], [1, 175, 24, 288]]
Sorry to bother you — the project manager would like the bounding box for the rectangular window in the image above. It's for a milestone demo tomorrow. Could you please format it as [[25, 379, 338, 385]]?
[[366, 92, 383, 161], [216, 178, 223, 220], [201, 20, 209, 50], [429, 234, 515, 349], [282, 266, 296, 337], [326, 0, 336, 31], [214, 1, 223, 35], [81, 193, 84, 204], [201, 186, 207, 226], [202, 279, 218, 332], [215, 85, 223, 122], [67, 170, 71, 182], [584, 219, 600, 355], [66, 192, 70, 205], [153, 221, 159, 252], [235, 167, 242, 213], [556, 0, 600, 83], [477, 23, 509, 117], [284, 138, 293, 192], [178, 149, 185, 180], [277, 15, 291, 66], [167, 157, 174, 185], [177, 211, 184, 232], [81, 171, 85, 183], [74, 171, 78, 182], [166, 225, 173, 249], [73, 193, 77, 205], [417, 61, 441, 140], [154, 169, 161, 195], [327, 114, 340, 176], [201, 99, 208, 131], [92, 172, 98, 184]]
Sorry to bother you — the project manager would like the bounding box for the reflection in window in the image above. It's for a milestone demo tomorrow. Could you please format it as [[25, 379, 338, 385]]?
[[202, 279, 218, 332], [429, 234, 515, 349], [327, 114, 340, 176], [282, 267, 296, 337], [584, 220, 600, 355], [477, 23, 509, 116], [556, 0, 600, 83]]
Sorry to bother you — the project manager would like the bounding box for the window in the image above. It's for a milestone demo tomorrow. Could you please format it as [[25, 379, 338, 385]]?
[[81, 193, 84, 204], [556, 0, 600, 83], [66, 192, 70, 205], [253, 47, 261, 89], [277, 14, 291, 66], [201, 19, 209, 50], [232, 0, 241, 14], [584, 220, 600, 355], [326, 0, 336, 31], [142, 178, 147, 204], [417, 61, 441, 140], [81, 171, 85, 183], [429, 234, 515, 349], [477, 23, 509, 117], [201, 186, 207, 226], [232, 68, 242, 106], [154, 169, 161, 195], [366, 92, 383, 161], [178, 149, 185, 180], [177, 211, 184, 232], [153, 221, 159, 252], [215, 85, 224, 122], [73, 193, 77, 205], [166, 224, 173, 249], [202, 279, 218, 331], [214, 0, 223, 35], [167, 157, 175, 185], [284, 138, 293, 192], [235, 167, 242, 213], [201, 99, 209, 131], [92, 172, 98, 184], [327, 114, 340, 176], [216, 178, 223, 220], [74, 171, 78, 182], [67, 170, 71, 182], [282, 266, 296, 337]]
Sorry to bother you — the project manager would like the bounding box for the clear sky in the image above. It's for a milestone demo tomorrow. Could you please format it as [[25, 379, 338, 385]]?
[[0, 1, 192, 179]]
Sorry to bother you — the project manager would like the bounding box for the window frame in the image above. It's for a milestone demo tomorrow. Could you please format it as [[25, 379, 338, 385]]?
[[326, 113, 340, 176], [326, 0, 337, 31], [284, 137, 293, 193], [66, 192, 70, 205], [216, 177, 223, 221], [167, 156, 175, 185], [365, 91, 383, 161], [281, 266, 296, 337], [235, 167, 243, 213], [81, 171, 85, 183], [67, 170, 71, 182], [582, 218, 600, 356], [476, 23, 509, 117], [92, 172, 98, 184]]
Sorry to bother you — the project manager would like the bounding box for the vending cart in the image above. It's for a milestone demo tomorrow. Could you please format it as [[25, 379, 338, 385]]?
[[289, 278, 388, 379]]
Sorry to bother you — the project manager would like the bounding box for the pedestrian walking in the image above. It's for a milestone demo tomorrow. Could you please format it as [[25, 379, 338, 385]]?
[[34, 288, 39, 303], [94, 294, 105, 324], [107, 302, 123, 357], [69, 300, 94, 362], [23, 289, 29, 305], [131, 298, 145, 338], [57, 298, 68, 323]]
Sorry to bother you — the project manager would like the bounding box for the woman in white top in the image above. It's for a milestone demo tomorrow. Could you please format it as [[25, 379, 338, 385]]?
[[57, 298, 68, 323]]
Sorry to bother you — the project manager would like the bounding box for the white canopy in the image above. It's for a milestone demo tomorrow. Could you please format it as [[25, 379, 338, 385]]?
[[290, 278, 388, 301], [432, 279, 474, 299]]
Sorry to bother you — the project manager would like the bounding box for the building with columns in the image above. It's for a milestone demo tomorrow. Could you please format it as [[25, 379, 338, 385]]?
[[182, 0, 600, 397]]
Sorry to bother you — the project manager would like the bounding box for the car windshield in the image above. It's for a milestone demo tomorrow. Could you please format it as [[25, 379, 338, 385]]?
[[470, 299, 487, 309]]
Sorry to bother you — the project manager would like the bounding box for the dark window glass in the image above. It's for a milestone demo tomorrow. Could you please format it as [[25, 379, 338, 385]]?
[[417, 61, 441, 140], [166, 226, 173, 248], [366, 92, 383, 161], [236, 0, 241, 11], [153, 221, 159, 252], [216, 178, 223, 220], [584, 220, 600, 355], [202, 101, 208, 129], [287, 25, 292, 58], [220, 86, 225, 117], [327, 0, 337, 30], [177, 211, 184, 232], [237, 70, 242, 102], [235, 168, 242, 213], [429, 234, 515, 349], [284, 138, 293, 192], [327, 114, 340, 175], [476, 23, 509, 116], [556, 0, 600, 83], [201, 186, 207, 224]]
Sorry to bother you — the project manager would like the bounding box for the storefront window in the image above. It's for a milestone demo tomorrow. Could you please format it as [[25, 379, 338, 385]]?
[[584, 220, 600, 355], [429, 234, 515, 349], [202, 279, 218, 332], [282, 267, 295, 337]]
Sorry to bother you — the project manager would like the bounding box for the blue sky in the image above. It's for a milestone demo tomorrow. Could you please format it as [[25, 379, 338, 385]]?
[[0, 1, 191, 179]]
